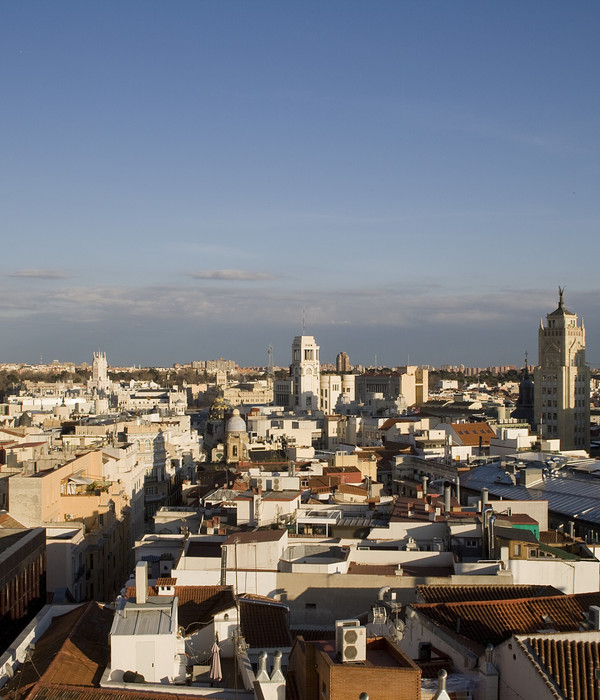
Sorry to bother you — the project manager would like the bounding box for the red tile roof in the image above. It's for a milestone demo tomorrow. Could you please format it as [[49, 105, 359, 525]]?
[[0, 511, 26, 528], [412, 592, 600, 652], [26, 684, 215, 699], [336, 483, 368, 496], [156, 577, 177, 586], [417, 584, 564, 605], [224, 529, 286, 545], [125, 585, 236, 635], [449, 421, 496, 446], [347, 563, 399, 576], [524, 635, 600, 700], [3, 602, 114, 699], [238, 597, 292, 649]]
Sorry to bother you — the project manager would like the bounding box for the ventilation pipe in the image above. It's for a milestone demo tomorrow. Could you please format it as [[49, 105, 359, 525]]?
[[444, 483, 451, 515], [270, 650, 285, 682], [378, 586, 391, 602], [488, 515, 496, 559], [422, 475, 428, 497], [432, 669, 448, 700], [481, 488, 489, 511], [455, 476, 460, 505], [568, 521, 575, 539], [256, 651, 269, 682]]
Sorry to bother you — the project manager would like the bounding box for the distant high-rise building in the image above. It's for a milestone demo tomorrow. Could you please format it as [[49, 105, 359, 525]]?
[[533, 289, 590, 451], [336, 351, 351, 373], [291, 335, 320, 412]]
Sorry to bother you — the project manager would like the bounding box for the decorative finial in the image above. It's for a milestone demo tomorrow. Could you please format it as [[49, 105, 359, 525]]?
[[558, 286, 565, 308]]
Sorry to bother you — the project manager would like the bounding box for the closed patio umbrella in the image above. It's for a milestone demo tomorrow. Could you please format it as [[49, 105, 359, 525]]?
[[209, 641, 222, 683]]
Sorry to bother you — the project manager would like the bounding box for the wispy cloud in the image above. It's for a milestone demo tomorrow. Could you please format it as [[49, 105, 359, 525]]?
[[9, 269, 70, 280], [0, 282, 596, 340], [189, 269, 276, 281]]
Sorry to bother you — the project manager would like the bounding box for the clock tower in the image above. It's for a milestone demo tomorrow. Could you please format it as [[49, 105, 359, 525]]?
[[533, 288, 589, 451]]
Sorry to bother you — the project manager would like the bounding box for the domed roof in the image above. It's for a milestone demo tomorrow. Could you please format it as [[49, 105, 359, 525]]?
[[226, 408, 247, 433]]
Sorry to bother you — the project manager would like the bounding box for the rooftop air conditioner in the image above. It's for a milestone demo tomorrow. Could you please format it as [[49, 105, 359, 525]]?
[[335, 620, 366, 662], [340, 626, 366, 662]]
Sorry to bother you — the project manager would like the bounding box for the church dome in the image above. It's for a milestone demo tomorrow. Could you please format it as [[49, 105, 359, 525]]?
[[226, 408, 246, 433]]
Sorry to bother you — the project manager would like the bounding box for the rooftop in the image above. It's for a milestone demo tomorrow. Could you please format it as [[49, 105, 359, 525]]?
[[417, 584, 564, 605], [111, 596, 175, 636], [461, 461, 600, 528], [412, 591, 600, 653], [520, 632, 600, 700], [224, 529, 287, 545]]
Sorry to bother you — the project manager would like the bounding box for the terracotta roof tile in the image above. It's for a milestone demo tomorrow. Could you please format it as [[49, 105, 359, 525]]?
[[449, 421, 496, 446], [291, 628, 336, 641], [0, 511, 26, 528], [156, 577, 177, 586], [336, 483, 368, 496], [224, 529, 286, 544], [412, 592, 600, 652], [417, 584, 564, 605], [347, 563, 399, 576], [125, 585, 236, 634], [239, 598, 292, 649], [27, 683, 215, 699], [3, 602, 114, 699], [524, 635, 600, 700]]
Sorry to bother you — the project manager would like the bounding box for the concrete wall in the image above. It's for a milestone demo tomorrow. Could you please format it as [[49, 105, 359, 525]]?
[[275, 571, 510, 626], [508, 558, 599, 594]]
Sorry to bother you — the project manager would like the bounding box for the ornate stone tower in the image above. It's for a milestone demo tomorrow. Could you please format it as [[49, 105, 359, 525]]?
[[92, 351, 108, 384], [291, 335, 320, 412], [533, 288, 590, 451], [225, 409, 249, 463]]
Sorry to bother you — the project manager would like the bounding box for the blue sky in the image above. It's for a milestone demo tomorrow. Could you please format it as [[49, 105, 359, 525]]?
[[2, 1, 600, 368]]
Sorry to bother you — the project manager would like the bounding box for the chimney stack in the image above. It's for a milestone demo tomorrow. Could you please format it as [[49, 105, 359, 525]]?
[[135, 561, 148, 605], [444, 483, 451, 515]]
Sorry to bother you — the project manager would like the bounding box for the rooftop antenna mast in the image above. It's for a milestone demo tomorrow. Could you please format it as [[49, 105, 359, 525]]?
[[267, 345, 274, 377], [302, 308, 306, 335]]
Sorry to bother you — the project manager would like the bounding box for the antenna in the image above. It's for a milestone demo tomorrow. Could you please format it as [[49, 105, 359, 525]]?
[[267, 345, 274, 377], [302, 308, 306, 335]]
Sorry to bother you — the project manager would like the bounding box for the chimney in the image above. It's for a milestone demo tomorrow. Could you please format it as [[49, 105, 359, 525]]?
[[422, 475, 428, 496], [256, 651, 269, 682], [270, 650, 285, 682], [432, 669, 448, 700], [444, 483, 451, 515], [135, 561, 148, 605], [481, 487, 489, 511]]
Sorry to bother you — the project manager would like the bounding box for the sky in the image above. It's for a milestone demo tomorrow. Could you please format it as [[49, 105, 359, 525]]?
[[2, 1, 600, 369]]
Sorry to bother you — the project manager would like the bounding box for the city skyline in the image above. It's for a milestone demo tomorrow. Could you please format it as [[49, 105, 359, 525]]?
[[3, 2, 600, 367]]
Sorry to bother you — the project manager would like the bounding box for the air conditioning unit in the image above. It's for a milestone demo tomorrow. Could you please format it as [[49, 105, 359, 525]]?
[[273, 478, 281, 491], [335, 620, 366, 662]]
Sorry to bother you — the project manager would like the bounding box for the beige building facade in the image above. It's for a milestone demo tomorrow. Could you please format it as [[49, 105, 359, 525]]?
[[534, 289, 590, 451]]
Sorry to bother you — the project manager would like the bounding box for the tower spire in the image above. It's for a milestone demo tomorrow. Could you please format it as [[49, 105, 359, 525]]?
[[558, 285, 565, 309]]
